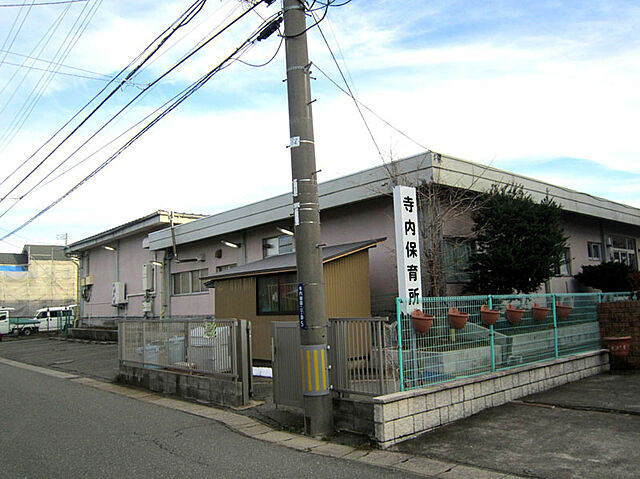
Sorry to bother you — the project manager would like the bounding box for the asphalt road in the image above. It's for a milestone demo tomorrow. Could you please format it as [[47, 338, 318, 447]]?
[[0, 361, 420, 479]]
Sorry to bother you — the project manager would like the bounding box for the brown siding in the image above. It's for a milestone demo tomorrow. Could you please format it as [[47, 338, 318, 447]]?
[[214, 249, 372, 361], [324, 250, 371, 318]]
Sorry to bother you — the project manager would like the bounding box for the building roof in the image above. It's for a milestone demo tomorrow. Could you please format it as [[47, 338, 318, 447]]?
[[148, 152, 640, 251], [22, 245, 69, 261], [202, 238, 384, 286], [66, 210, 204, 253], [0, 253, 27, 265]]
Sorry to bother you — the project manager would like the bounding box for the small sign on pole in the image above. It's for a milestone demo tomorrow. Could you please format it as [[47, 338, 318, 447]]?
[[393, 185, 422, 307], [298, 283, 306, 329]]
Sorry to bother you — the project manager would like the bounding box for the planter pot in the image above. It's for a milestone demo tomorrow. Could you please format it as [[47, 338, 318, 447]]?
[[505, 303, 525, 325], [555, 303, 572, 319], [448, 307, 469, 330], [411, 309, 434, 334], [603, 336, 632, 357], [532, 303, 551, 321], [480, 304, 500, 326]]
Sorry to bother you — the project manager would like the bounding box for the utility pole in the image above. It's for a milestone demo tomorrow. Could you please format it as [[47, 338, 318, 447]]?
[[283, 0, 332, 436]]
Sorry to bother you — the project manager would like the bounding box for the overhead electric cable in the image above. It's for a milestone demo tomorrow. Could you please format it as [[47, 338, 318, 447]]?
[[0, 0, 274, 217], [0, 0, 206, 200], [0, 0, 206, 193], [0, 0, 87, 6], [0, 0, 105, 152], [0, 5, 280, 240], [314, 17, 385, 162], [313, 63, 430, 152]]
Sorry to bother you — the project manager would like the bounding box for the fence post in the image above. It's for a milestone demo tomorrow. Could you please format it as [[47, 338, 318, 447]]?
[[396, 298, 404, 392], [377, 319, 385, 395], [141, 321, 146, 365], [552, 293, 559, 358], [184, 321, 190, 364], [489, 295, 495, 372]]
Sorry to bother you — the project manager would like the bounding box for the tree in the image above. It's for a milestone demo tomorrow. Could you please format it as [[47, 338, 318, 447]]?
[[574, 262, 632, 292], [467, 184, 567, 294]]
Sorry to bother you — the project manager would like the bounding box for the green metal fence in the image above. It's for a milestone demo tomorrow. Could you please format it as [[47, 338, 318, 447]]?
[[396, 292, 635, 391]]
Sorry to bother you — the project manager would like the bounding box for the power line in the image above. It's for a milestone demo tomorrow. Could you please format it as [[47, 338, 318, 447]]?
[[0, 6, 280, 241], [0, 0, 276, 219], [313, 16, 385, 162], [0, 0, 206, 203], [0, 0, 88, 6], [312, 62, 430, 152]]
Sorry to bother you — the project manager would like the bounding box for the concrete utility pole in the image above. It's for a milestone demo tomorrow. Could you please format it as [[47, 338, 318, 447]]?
[[283, 0, 332, 436]]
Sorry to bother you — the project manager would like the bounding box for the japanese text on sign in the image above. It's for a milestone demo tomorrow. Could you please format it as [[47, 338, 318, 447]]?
[[393, 186, 422, 307]]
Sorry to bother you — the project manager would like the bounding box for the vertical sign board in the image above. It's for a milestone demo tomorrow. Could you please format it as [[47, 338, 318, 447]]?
[[393, 185, 423, 310], [298, 283, 307, 329]]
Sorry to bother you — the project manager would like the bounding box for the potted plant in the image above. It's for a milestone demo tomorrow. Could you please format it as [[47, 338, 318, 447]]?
[[411, 309, 434, 334], [603, 333, 632, 357], [448, 307, 469, 329], [555, 302, 572, 319], [505, 303, 525, 325], [480, 304, 500, 326], [532, 303, 551, 321]]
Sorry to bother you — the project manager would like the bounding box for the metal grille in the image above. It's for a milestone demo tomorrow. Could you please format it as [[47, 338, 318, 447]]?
[[397, 292, 634, 391], [328, 317, 398, 397], [118, 319, 238, 379]]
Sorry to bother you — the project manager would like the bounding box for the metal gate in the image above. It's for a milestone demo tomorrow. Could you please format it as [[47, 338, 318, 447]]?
[[271, 321, 303, 409]]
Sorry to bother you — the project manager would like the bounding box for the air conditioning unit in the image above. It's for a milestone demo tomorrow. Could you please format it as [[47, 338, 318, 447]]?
[[142, 264, 154, 291], [112, 282, 126, 306]]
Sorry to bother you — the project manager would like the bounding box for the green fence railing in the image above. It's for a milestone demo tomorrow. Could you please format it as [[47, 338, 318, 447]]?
[[396, 291, 635, 391]]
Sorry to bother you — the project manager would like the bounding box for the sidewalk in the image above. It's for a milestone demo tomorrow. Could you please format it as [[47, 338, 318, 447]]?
[[3, 337, 638, 478]]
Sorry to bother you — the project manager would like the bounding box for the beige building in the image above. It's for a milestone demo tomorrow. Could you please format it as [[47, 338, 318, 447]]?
[[0, 245, 77, 318]]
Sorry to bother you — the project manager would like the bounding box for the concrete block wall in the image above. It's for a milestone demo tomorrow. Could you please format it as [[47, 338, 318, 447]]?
[[118, 363, 245, 407], [373, 350, 609, 448]]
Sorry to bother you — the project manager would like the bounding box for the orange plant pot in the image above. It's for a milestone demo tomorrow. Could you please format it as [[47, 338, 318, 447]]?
[[532, 303, 551, 321], [603, 336, 632, 357], [448, 307, 469, 330], [411, 309, 434, 334], [555, 303, 572, 319], [480, 304, 500, 326], [505, 303, 525, 325]]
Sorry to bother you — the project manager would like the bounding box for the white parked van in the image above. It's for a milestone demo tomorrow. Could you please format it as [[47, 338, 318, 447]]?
[[34, 305, 76, 332], [0, 308, 12, 335]]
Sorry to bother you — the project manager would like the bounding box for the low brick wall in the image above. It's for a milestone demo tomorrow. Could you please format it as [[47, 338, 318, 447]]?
[[373, 350, 609, 448], [118, 363, 246, 407], [333, 397, 374, 437], [598, 300, 640, 369], [69, 327, 117, 342]]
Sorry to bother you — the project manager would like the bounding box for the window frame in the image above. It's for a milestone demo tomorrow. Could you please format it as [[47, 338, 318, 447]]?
[[171, 268, 208, 296], [587, 242, 602, 261], [256, 273, 298, 316], [262, 235, 295, 258]]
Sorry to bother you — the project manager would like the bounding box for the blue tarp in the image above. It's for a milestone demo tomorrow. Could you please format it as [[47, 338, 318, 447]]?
[[0, 265, 26, 271]]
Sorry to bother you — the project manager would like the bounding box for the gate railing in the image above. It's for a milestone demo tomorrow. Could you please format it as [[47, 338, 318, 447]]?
[[397, 291, 635, 391], [328, 317, 398, 397], [119, 318, 240, 379]]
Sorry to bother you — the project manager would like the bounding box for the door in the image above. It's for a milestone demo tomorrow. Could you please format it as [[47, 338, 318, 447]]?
[[36, 311, 48, 331], [271, 321, 303, 409]]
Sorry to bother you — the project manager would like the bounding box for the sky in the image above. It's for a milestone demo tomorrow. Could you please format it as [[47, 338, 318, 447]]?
[[0, 0, 639, 252]]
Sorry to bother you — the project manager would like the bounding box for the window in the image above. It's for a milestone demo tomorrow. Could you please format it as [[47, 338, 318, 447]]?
[[262, 235, 294, 258], [587, 242, 602, 260], [171, 269, 208, 295], [216, 263, 236, 273], [257, 273, 297, 314], [554, 248, 572, 276], [443, 238, 471, 283], [609, 236, 637, 270]]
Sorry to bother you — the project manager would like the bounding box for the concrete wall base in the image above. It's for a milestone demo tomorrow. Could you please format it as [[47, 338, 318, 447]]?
[[118, 363, 246, 407], [372, 350, 609, 448], [69, 328, 117, 342]]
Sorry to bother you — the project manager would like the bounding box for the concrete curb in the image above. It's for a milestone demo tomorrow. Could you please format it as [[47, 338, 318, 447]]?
[[1, 357, 525, 479]]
